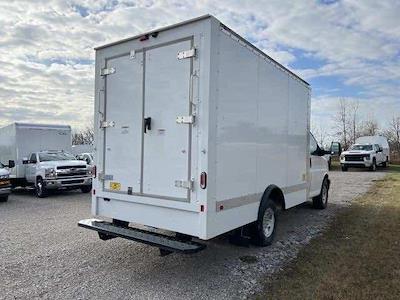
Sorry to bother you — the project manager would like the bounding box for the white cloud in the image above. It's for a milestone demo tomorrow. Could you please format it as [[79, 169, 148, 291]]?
[[0, 0, 399, 135]]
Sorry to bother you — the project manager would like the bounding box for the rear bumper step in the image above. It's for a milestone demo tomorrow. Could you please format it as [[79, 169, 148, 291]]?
[[78, 219, 206, 254]]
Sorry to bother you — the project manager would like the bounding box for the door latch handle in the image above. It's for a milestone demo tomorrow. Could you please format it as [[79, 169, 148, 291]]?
[[144, 117, 152, 133]]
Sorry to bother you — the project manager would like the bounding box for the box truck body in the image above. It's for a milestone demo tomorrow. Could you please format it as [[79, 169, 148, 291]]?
[[0, 123, 72, 179], [82, 15, 327, 251]]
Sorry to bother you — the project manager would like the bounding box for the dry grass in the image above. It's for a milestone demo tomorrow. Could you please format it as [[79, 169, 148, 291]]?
[[258, 173, 400, 300]]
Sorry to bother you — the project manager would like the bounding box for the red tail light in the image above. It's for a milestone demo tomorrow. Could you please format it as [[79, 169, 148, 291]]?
[[200, 172, 207, 189], [93, 165, 97, 178]]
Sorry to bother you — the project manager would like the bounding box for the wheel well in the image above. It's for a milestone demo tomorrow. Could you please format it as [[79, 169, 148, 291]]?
[[262, 185, 285, 210], [323, 174, 330, 189], [36, 175, 42, 184]]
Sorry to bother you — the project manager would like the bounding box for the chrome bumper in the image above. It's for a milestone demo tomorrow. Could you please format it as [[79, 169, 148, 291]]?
[[0, 185, 11, 195], [43, 176, 92, 189], [340, 160, 372, 167]]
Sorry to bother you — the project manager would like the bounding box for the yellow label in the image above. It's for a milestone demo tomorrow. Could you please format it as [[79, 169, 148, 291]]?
[[110, 182, 121, 191]]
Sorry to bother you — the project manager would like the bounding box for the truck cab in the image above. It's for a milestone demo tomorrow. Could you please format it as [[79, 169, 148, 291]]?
[[76, 153, 94, 165], [340, 143, 385, 171], [23, 150, 93, 197], [0, 160, 15, 202]]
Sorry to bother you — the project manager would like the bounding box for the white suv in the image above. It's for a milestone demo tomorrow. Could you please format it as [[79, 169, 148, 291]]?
[[340, 143, 385, 171]]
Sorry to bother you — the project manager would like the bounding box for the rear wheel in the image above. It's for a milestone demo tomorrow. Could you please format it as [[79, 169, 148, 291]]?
[[313, 177, 329, 209], [81, 185, 92, 193], [251, 197, 277, 246], [0, 196, 8, 202], [35, 178, 48, 198]]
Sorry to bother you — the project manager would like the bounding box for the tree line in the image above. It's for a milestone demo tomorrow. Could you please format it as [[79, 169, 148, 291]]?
[[72, 126, 94, 145], [331, 98, 400, 161]]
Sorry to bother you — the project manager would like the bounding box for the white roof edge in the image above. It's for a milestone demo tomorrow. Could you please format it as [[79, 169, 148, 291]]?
[[94, 14, 213, 50], [13, 122, 71, 130], [94, 14, 309, 86]]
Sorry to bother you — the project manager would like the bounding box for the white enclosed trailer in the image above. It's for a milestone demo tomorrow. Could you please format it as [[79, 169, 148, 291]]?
[[0, 123, 72, 181], [80, 15, 329, 253]]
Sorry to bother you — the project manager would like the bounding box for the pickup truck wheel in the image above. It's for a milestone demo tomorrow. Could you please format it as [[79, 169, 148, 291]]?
[[35, 178, 48, 198], [341, 165, 348, 172], [0, 196, 8, 202], [369, 159, 377, 172], [313, 177, 329, 209], [382, 161, 387, 168], [81, 185, 92, 193], [251, 198, 277, 247]]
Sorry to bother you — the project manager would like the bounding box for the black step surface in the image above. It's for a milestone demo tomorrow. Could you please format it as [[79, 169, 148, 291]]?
[[78, 219, 206, 254]]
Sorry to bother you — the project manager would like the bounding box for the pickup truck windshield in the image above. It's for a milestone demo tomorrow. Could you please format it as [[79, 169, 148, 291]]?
[[350, 145, 373, 151], [39, 152, 76, 162]]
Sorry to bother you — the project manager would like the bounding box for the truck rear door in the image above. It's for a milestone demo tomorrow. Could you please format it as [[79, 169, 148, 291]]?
[[101, 39, 194, 201]]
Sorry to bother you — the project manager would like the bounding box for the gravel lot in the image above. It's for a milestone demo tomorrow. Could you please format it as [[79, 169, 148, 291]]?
[[0, 169, 386, 300]]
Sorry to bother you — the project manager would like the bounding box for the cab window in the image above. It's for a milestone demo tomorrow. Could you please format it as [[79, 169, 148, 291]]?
[[30, 153, 37, 163], [310, 133, 318, 154]]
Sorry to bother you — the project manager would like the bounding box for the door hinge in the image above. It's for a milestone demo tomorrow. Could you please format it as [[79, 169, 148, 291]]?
[[176, 115, 195, 124], [100, 121, 115, 128], [100, 67, 116, 76], [177, 48, 196, 60], [175, 180, 193, 190]]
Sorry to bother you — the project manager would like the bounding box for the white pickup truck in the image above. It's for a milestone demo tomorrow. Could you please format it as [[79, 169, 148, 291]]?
[[0, 160, 14, 202], [340, 143, 386, 171], [23, 151, 93, 197]]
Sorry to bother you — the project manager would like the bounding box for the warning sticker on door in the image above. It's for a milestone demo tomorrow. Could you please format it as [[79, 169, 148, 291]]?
[[110, 182, 121, 191]]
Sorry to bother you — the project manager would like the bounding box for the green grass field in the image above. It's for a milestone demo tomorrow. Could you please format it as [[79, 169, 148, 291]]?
[[258, 171, 400, 300]]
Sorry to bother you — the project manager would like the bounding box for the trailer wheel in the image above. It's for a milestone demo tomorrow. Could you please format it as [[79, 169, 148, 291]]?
[[81, 185, 92, 193], [313, 177, 329, 209], [251, 197, 277, 247], [0, 196, 8, 202], [35, 177, 48, 198]]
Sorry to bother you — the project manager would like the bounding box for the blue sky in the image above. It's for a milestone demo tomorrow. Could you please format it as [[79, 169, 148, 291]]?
[[0, 0, 399, 140]]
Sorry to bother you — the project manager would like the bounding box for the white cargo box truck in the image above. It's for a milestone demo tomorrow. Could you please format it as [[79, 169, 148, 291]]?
[[79, 15, 330, 254], [0, 123, 72, 182]]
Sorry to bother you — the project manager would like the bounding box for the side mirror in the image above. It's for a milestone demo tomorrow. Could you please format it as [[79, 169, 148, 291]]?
[[22, 157, 29, 165], [330, 142, 342, 155], [313, 146, 329, 156], [7, 160, 15, 168]]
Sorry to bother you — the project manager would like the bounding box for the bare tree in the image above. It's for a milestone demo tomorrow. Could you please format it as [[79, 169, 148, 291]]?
[[360, 116, 380, 136], [333, 98, 349, 149], [72, 126, 94, 145], [349, 100, 360, 144], [383, 115, 400, 158]]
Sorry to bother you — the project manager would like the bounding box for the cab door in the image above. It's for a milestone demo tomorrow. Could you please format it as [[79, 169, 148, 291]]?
[[26, 153, 37, 183], [309, 133, 327, 197]]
